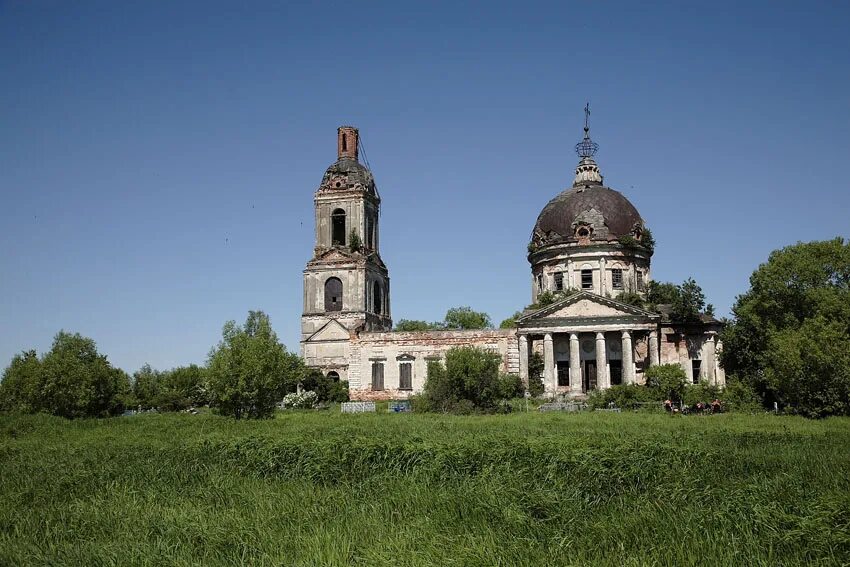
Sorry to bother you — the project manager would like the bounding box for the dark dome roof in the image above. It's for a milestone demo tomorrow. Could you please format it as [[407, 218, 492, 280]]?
[[532, 185, 643, 244], [320, 157, 377, 195]]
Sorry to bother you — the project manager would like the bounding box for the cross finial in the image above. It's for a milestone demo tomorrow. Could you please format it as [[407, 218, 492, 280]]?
[[583, 102, 591, 136]]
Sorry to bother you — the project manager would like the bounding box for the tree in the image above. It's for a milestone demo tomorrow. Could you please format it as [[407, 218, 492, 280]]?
[[300, 368, 350, 403], [443, 307, 492, 330], [395, 319, 441, 332], [417, 347, 505, 412], [206, 311, 302, 419], [0, 350, 41, 412], [133, 363, 162, 409], [0, 332, 131, 418], [646, 281, 679, 309], [645, 364, 687, 402], [527, 352, 545, 397], [722, 238, 850, 416], [671, 278, 705, 322], [499, 311, 524, 329]]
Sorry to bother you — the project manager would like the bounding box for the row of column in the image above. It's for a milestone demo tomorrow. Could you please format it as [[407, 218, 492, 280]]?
[[519, 330, 660, 393]]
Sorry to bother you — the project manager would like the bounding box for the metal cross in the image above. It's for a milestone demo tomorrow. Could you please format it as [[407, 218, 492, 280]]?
[[584, 102, 591, 132]]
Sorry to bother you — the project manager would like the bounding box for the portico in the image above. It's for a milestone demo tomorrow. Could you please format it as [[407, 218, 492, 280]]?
[[516, 291, 660, 396]]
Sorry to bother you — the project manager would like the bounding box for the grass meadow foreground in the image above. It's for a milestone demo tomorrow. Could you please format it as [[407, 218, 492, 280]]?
[[1, 411, 849, 566]]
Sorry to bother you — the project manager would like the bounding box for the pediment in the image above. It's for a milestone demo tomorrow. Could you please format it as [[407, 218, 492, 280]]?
[[306, 319, 351, 342], [519, 291, 658, 324], [314, 248, 353, 263]]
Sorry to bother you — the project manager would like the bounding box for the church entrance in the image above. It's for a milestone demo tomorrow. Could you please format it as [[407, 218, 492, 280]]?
[[583, 360, 597, 392], [609, 360, 622, 386]]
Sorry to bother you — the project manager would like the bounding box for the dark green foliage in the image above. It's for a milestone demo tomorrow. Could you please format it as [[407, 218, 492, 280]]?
[[0, 332, 131, 418], [617, 291, 645, 308], [721, 377, 763, 412], [499, 311, 524, 329], [394, 319, 442, 332], [135, 364, 209, 411], [723, 238, 850, 417], [499, 374, 524, 400], [587, 384, 659, 410], [1, 412, 848, 566], [527, 352, 545, 397], [300, 368, 350, 403], [348, 229, 361, 252], [640, 226, 655, 254], [671, 277, 705, 322], [645, 364, 687, 402], [132, 364, 163, 409], [443, 306, 492, 330], [646, 280, 679, 309], [682, 382, 723, 407], [418, 347, 506, 413], [206, 311, 302, 419]]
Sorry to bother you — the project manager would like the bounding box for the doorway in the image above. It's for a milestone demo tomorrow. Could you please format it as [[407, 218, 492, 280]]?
[[610, 360, 622, 386], [583, 360, 597, 392]]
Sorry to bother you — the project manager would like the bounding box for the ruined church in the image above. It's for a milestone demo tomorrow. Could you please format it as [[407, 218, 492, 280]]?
[[301, 121, 724, 400]]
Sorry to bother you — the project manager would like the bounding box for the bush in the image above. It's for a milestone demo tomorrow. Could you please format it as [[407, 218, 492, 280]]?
[[0, 332, 131, 419], [418, 347, 507, 413], [527, 352, 545, 397], [645, 364, 687, 402], [587, 384, 659, 410], [281, 391, 318, 409], [683, 382, 722, 407], [722, 377, 764, 413], [300, 369, 349, 403], [499, 374, 524, 399]]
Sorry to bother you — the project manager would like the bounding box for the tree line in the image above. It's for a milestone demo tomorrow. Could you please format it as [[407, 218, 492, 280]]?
[[0, 310, 347, 420]]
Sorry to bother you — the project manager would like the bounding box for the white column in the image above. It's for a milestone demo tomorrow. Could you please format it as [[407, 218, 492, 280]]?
[[621, 330, 634, 384], [569, 333, 582, 395], [705, 333, 717, 386], [715, 339, 726, 386], [599, 258, 607, 295], [519, 334, 529, 385], [543, 333, 555, 394], [649, 330, 659, 367], [595, 332, 607, 389]]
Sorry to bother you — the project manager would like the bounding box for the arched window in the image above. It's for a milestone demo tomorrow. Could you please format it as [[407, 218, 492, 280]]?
[[324, 277, 343, 311], [366, 215, 374, 249], [327, 371, 340, 382], [331, 208, 346, 246], [373, 282, 383, 315]]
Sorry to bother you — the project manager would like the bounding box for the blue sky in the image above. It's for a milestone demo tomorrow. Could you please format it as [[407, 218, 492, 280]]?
[[2, 1, 849, 374]]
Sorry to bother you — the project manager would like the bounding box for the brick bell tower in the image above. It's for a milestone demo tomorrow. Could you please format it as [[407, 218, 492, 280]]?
[[300, 126, 392, 380]]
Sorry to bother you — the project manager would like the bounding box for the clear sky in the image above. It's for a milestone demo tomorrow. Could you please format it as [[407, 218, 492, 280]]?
[[2, 1, 849, 374]]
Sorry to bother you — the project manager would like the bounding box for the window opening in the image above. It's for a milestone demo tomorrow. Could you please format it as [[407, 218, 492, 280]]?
[[581, 269, 593, 290], [331, 208, 346, 245], [692, 360, 702, 384], [612, 268, 623, 290], [637, 271, 644, 291], [371, 362, 384, 391], [327, 371, 340, 381], [557, 361, 570, 387], [342, 134, 347, 152], [373, 283, 383, 315], [554, 272, 564, 291], [610, 360, 623, 386], [537, 274, 544, 292], [399, 362, 413, 390], [324, 277, 343, 312]]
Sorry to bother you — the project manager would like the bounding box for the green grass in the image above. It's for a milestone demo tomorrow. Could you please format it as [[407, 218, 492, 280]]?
[[1, 411, 849, 566]]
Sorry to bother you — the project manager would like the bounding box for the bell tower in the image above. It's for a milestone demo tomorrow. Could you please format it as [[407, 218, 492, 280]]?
[[300, 126, 392, 379]]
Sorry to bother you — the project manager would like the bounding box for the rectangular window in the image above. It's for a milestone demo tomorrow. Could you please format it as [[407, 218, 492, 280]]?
[[612, 268, 623, 290], [399, 362, 412, 390], [554, 272, 564, 291], [581, 269, 593, 290], [537, 274, 544, 292], [556, 361, 570, 387], [637, 271, 644, 291], [692, 360, 702, 384], [371, 362, 384, 391]]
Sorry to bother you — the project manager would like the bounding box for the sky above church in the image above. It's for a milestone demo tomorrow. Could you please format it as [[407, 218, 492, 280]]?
[[2, 1, 849, 374]]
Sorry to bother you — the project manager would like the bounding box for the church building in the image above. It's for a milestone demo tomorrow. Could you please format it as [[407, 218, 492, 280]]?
[[301, 121, 724, 400]]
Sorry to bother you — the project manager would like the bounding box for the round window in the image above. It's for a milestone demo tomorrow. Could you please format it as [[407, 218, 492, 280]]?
[[581, 340, 594, 354]]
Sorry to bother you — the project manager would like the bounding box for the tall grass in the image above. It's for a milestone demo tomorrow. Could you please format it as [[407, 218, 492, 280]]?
[[1, 412, 849, 566]]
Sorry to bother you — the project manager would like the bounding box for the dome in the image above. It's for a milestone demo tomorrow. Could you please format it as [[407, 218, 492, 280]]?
[[319, 157, 377, 195], [531, 184, 644, 247]]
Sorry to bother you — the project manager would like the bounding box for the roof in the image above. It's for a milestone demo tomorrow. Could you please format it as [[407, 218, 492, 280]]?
[[532, 185, 644, 244], [320, 157, 377, 195]]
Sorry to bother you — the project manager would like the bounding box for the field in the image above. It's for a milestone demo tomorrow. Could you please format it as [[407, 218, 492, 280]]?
[[1, 411, 849, 566]]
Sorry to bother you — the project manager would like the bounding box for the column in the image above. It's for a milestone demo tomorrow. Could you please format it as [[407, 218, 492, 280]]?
[[569, 333, 582, 395], [599, 258, 607, 295], [595, 332, 607, 389], [621, 330, 634, 384], [715, 339, 726, 386], [519, 334, 529, 385], [649, 330, 659, 367], [543, 333, 555, 394], [704, 333, 717, 386]]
